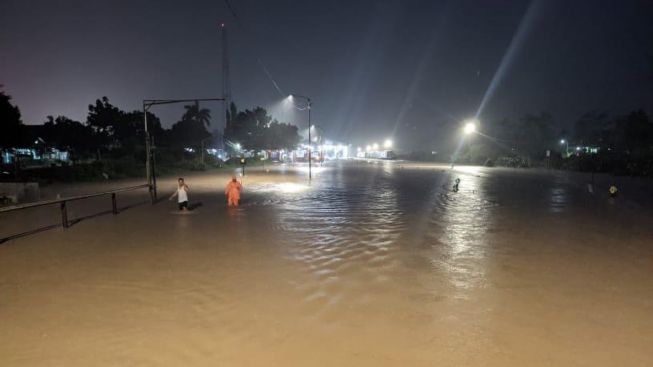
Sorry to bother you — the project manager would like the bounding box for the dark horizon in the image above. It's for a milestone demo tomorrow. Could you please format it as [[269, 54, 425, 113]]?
[[1, 0, 652, 149]]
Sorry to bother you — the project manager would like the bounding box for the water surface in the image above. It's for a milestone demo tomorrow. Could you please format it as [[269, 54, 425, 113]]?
[[1, 162, 652, 366]]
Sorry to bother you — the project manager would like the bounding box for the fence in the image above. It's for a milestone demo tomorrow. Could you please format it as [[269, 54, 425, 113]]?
[[0, 184, 154, 230]]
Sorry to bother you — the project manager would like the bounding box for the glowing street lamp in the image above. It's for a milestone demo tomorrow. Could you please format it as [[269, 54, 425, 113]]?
[[366, 145, 372, 152], [384, 139, 393, 149], [372, 142, 379, 150], [287, 94, 312, 180], [463, 120, 477, 135], [559, 139, 570, 158]]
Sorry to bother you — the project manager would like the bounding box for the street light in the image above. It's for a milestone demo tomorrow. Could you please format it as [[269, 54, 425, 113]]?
[[287, 94, 312, 180], [384, 139, 393, 149], [560, 139, 569, 158], [463, 120, 477, 135], [372, 143, 379, 150], [200, 136, 213, 165]]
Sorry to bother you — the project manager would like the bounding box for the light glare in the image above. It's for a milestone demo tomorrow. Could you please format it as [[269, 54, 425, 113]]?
[[463, 121, 477, 135]]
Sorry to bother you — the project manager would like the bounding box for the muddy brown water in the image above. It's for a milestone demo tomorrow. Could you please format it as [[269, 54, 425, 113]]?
[[1, 161, 652, 366]]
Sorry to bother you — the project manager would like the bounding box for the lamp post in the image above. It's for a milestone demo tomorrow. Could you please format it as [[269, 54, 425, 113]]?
[[143, 105, 154, 201], [453, 119, 478, 168], [288, 94, 312, 180], [200, 136, 213, 165], [560, 139, 569, 158]]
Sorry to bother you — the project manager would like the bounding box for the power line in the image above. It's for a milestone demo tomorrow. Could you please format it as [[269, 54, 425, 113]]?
[[222, 0, 287, 98]]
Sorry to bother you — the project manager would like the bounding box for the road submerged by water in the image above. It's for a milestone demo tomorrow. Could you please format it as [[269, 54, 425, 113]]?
[[1, 161, 652, 366]]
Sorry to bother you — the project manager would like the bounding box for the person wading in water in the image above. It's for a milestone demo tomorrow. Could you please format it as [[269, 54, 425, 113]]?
[[169, 177, 190, 211], [225, 175, 242, 207]]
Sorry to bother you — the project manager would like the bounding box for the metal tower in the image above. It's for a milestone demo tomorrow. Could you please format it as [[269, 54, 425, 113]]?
[[221, 23, 231, 131]]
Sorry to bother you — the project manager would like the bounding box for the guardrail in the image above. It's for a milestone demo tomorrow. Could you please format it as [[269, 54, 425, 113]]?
[[0, 184, 154, 229]]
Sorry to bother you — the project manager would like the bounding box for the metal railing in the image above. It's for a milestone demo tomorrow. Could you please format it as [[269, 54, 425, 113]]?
[[0, 184, 154, 229]]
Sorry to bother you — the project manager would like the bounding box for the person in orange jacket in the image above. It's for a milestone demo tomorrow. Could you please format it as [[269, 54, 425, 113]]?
[[225, 175, 242, 206]]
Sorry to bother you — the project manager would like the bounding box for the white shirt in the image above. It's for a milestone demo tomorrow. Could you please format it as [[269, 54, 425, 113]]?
[[177, 186, 188, 202]]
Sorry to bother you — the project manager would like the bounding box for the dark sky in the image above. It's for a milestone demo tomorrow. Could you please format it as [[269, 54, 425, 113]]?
[[1, 0, 652, 150]]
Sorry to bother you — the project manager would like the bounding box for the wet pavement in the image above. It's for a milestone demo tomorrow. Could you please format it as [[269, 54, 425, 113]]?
[[1, 161, 652, 366]]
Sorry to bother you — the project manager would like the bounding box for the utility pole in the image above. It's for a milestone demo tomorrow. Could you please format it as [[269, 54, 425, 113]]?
[[221, 23, 231, 131], [143, 105, 153, 202], [289, 94, 312, 181], [200, 136, 212, 165], [308, 99, 312, 180]]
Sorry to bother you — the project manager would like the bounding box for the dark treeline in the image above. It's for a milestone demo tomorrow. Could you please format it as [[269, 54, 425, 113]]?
[[1, 87, 300, 180], [224, 102, 300, 151], [1, 96, 299, 159], [447, 110, 653, 176], [3, 86, 653, 178]]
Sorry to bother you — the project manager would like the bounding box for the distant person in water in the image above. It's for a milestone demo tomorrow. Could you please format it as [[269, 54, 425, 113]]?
[[453, 178, 461, 192], [169, 177, 190, 210], [225, 175, 242, 207]]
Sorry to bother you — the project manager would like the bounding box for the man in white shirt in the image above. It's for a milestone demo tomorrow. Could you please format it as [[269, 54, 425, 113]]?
[[169, 177, 190, 210]]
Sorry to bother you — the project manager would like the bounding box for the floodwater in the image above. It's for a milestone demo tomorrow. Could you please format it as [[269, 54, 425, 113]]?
[[1, 161, 652, 366]]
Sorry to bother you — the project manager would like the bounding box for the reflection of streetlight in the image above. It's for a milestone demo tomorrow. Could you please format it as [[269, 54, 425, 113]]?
[[463, 120, 477, 135], [384, 139, 393, 149], [287, 94, 312, 180]]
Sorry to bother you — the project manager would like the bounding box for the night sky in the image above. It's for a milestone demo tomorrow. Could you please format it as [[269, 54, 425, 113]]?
[[1, 0, 652, 150]]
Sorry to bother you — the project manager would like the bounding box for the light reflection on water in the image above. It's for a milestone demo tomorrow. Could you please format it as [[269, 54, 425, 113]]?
[[266, 162, 498, 306], [436, 172, 493, 294], [248, 182, 310, 194], [2, 162, 652, 366]]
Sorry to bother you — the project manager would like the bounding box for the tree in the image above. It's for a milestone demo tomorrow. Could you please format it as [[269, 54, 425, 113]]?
[[118, 110, 165, 152], [224, 104, 300, 151], [86, 96, 123, 147], [182, 103, 211, 129], [85, 97, 165, 154], [614, 110, 653, 156], [573, 111, 610, 147], [512, 112, 558, 158], [42, 115, 97, 160], [169, 104, 212, 148], [0, 87, 24, 149]]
